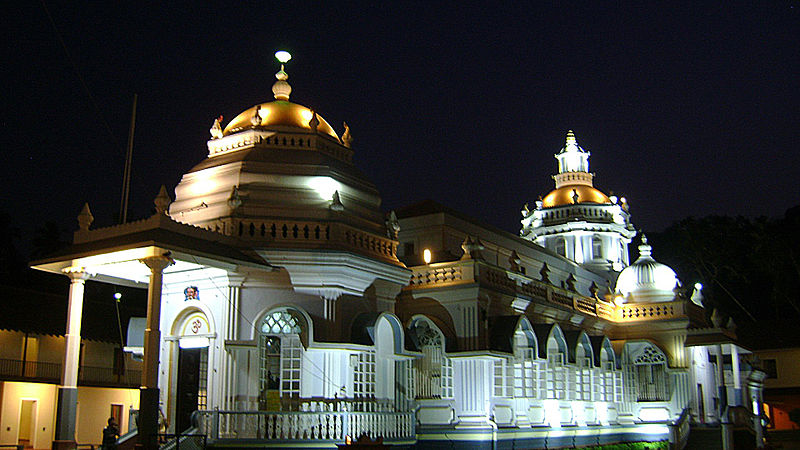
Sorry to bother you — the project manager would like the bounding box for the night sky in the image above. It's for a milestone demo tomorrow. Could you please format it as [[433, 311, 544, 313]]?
[[4, 2, 799, 255]]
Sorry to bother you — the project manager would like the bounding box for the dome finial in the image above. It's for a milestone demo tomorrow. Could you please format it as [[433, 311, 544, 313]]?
[[272, 50, 292, 101], [566, 129, 576, 145], [638, 233, 652, 258]]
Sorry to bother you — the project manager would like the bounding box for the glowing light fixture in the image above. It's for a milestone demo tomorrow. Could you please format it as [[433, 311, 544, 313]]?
[[614, 293, 624, 307], [275, 51, 292, 63], [308, 177, 341, 200], [299, 108, 314, 123], [179, 336, 209, 349], [423, 249, 432, 264], [694, 282, 703, 291], [114, 292, 122, 300]]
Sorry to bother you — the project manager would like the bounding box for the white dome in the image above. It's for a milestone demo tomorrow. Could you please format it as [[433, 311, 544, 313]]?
[[615, 236, 679, 303]]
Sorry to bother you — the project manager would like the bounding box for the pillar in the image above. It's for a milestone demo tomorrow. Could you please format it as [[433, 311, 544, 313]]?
[[138, 255, 174, 450], [54, 268, 91, 450], [747, 370, 767, 448], [716, 344, 732, 450], [730, 344, 742, 406], [221, 277, 243, 410]]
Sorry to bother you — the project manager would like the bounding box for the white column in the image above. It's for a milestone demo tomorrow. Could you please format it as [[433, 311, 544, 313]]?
[[730, 344, 741, 406], [62, 268, 90, 387], [138, 255, 174, 450], [222, 278, 243, 410], [54, 267, 91, 445]]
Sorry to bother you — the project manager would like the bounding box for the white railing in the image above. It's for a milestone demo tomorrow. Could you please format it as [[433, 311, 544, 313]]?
[[196, 409, 415, 442], [668, 408, 690, 449]]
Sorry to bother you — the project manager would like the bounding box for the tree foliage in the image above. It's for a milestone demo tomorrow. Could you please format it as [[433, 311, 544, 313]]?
[[650, 206, 800, 348]]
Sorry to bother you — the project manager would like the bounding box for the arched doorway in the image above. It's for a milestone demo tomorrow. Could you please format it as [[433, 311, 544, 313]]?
[[174, 311, 211, 432]]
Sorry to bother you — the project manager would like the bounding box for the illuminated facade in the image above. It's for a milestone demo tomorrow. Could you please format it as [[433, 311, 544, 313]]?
[[521, 131, 635, 273], [30, 54, 768, 449]]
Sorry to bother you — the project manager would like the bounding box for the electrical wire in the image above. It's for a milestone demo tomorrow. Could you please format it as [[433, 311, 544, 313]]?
[[189, 255, 341, 391]]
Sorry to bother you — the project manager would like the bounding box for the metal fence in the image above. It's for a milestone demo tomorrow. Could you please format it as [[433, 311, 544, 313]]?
[[0, 358, 140, 386]]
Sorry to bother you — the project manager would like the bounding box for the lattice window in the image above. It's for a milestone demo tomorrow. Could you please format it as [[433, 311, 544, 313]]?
[[594, 366, 606, 401], [513, 331, 537, 399], [441, 356, 454, 399], [262, 310, 302, 335], [546, 352, 566, 400], [514, 347, 537, 399], [494, 358, 513, 397], [633, 345, 668, 402], [577, 355, 593, 401], [197, 349, 208, 410], [353, 351, 376, 398], [404, 360, 415, 401], [259, 310, 304, 405], [411, 318, 452, 399], [596, 355, 620, 403]]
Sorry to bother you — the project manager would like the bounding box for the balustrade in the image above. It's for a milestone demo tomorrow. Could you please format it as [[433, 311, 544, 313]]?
[[196, 408, 414, 442]]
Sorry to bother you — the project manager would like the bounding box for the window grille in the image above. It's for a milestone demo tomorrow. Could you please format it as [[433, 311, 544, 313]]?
[[197, 349, 208, 410], [577, 356, 593, 401], [546, 352, 566, 400], [410, 318, 452, 399], [441, 356, 454, 399], [353, 351, 376, 398], [513, 348, 536, 399], [633, 345, 668, 402], [258, 310, 304, 405], [494, 359, 513, 397]]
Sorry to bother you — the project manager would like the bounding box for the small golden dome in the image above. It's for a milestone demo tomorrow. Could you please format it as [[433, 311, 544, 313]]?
[[223, 101, 339, 139], [541, 185, 612, 208]]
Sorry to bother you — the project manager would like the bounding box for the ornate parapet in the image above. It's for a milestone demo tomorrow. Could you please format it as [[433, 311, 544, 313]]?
[[407, 261, 473, 289], [403, 259, 696, 325], [216, 218, 400, 265]]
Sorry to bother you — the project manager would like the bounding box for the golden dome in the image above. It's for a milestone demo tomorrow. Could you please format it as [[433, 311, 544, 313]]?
[[541, 185, 612, 208], [223, 101, 339, 139]]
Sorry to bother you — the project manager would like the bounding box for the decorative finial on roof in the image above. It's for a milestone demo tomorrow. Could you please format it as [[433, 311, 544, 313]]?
[[330, 190, 344, 211], [508, 250, 521, 272], [566, 130, 576, 146], [228, 185, 243, 210], [272, 50, 292, 101], [77, 203, 94, 231], [385, 210, 400, 239], [251, 106, 262, 126], [539, 262, 551, 283], [341, 122, 353, 148], [638, 233, 652, 258], [154, 185, 171, 214], [309, 110, 319, 132], [210, 115, 224, 139]]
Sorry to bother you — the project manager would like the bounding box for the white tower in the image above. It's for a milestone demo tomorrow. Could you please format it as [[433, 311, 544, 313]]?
[[521, 130, 636, 273]]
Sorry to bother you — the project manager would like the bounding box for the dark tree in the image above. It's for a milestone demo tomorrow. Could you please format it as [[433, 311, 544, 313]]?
[[650, 207, 800, 349]]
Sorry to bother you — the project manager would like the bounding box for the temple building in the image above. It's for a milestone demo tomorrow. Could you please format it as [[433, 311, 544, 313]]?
[[28, 53, 768, 449]]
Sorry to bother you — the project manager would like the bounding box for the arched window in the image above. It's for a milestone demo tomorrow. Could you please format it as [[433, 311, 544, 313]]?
[[576, 342, 593, 401], [258, 309, 305, 409], [409, 317, 453, 399], [598, 346, 623, 403], [633, 345, 668, 402], [545, 336, 566, 400], [592, 236, 603, 260], [513, 329, 538, 399]]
